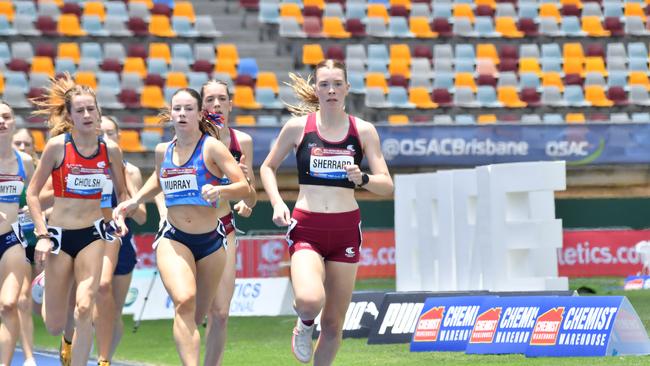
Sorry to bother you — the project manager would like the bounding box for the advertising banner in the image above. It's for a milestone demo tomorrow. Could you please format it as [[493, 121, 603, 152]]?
[[559, 230, 650, 277], [313, 291, 386, 339], [240, 124, 650, 168]]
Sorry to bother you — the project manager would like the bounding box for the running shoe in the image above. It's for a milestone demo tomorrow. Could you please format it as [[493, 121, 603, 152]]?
[[59, 336, 71, 366], [291, 318, 314, 364], [23, 358, 36, 366]]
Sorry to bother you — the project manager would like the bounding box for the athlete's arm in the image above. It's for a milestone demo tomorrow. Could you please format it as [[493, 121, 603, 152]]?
[[202, 137, 250, 203], [20, 151, 34, 185], [235, 131, 256, 213], [125, 163, 147, 225], [260, 117, 305, 226], [106, 140, 129, 204], [350, 120, 393, 196]]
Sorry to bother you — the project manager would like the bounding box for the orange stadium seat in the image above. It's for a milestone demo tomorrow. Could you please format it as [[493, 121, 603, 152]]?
[[0, 72, 4, 94], [388, 114, 409, 125], [30, 56, 55, 78], [367, 4, 390, 24], [58, 14, 87, 37], [322, 17, 351, 38], [455, 73, 477, 92], [582, 16, 610, 37], [302, 44, 324, 66], [214, 59, 238, 78], [256, 72, 279, 94], [495, 17, 524, 38], [119, 130, 146, 152], [173, 1, 196, 23], [233, 86, 261, 109], [629, 72, 650, 90], [409, 17, 437, 38], [32, 130, 46, 153], [453, 4, 475, 23], [475, 0, 496, 9], [389, 59, 410, 79], [390, 0, 411, 11], [624, 3, 646, 21], [585, 85, 614, 107], [563, 58, 584, 76], [216, 44, 239, 65], [83, 2, 106, 21], [304, 0, 325, 10], [365, 73, 389, 93], [149, 43, 172, 64], [408, 87, 438, 109], [498, 86, 527, 108], [235, 115, 256, 126], [140, 85, 166, 109], [58, 43, 81, 64], [584, 57, 607, 77], [129, 0, 153, 9], [477, 44, 499, 65], [149, 15, 176, 37], [165, 72, 188, 88], [539, 4, 561, 22], [563, 43, 584, 61], [0, 1, 14, 22], [390, 44, 411, 65], [566, 113, 585, 124], [76, 71, 97, 90], [477, 114, 497, 124], [123, 57, 147, 78], [144, 115, 163, 134], [280, 3, 303, 25], [542, 72, 565, 91]]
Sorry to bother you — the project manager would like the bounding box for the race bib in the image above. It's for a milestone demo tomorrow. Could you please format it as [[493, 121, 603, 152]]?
[[160, 167, 199, 198], [101, 176, 114, 202], [65, 166, 106, 195], [0, 174, 24, 203], [309, 147, 354, 179], [18, 211, 34, 232]]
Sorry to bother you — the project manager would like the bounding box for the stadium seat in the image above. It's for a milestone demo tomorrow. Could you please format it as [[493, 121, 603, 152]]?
[[582, 16, 610, 37], [256, 87, 283, 109], [303, 16, 323, 38], [498, 86, 526, 108], [234, 115, 256, 126], [149, 15, 176, 37], [149, 43, 171, 64], [119, 130, 146, 152], [519, 58, 542, 76], [629, 72, 650, 91], [367, 4, 389, 24], [256, 72, 279, 94], [58, 14, 86, 36], [387, 114, 409, 125], [140, 85, 165, 109], [172, 16, 200, 38], [408, 87, 438, 109], [565, 113, 585, 124], [280, 3, 303, 24], [607, 86, 628, 106], [322, 17, 350, 38], [214, 60, 237, 78], [366, 72, 389, 93], [302, 44, 324, 66], [30, 56, 55, 78], [58, 43, 81, 64], [195, 16, 221, 38], [233, 86, 261, 109], [75, 71, 97, 90], [495, 17, 523, 38], [165, 72, 188, 89], [54, 58, 76, 75], [123, 57, 147, 78], [477, 114, 497, 124], [365, 87, 389, 108], [217, 44, 239, 66], [84, 1, 106, 21], [173, 1, 196, 23]]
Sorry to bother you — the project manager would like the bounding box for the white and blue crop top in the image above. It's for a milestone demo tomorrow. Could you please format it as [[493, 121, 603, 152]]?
[[0, 150, 27, 204], [159, 135, 221, 208]]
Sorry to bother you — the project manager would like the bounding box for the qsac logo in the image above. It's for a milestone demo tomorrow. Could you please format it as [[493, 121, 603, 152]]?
[[260, 240, 284, 263], [470, 308, 501, 344], [97, 161, 106, 168], [413, 306, 445, 342], [346, 144, 356, 153], [530, 307, 564, 346], [345, 247, 356, 258]]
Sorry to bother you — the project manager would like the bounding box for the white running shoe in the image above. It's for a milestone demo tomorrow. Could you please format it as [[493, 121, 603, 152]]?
[[31, 272, 45, 305], [23, 358, 37, 366], [291, 318, 314, 364]]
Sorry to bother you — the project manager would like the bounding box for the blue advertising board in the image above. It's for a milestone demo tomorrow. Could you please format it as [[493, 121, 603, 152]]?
[[623, 275, 650, 290], [410, 296, 494, 352], [239, 124, 650, 168]]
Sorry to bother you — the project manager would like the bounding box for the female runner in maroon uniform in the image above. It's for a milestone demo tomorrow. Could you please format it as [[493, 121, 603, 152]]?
[[261, 60, 393, 365], [201, 80, 257, 366], [26, 76, 128, 366]]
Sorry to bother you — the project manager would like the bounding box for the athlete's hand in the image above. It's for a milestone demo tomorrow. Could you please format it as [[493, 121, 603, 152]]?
[[239, 154, 250, 177], [34, 238, 52, 270], [272, 202, 291, 227], [201, 184, 221, 204], [234, 200, 252, 218], [113, 198, 138, 232], [345, 164, 363, 186]]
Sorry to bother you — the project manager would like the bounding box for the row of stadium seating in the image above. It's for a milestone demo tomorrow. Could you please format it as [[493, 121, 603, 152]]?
[[0, 1, 193, 21]]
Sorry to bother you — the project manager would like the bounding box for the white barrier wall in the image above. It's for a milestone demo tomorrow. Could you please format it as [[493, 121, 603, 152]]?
[[395, 161, 568, 292]]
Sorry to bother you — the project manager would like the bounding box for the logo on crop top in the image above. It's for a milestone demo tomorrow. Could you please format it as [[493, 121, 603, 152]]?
[[97, 161, 106, 168]]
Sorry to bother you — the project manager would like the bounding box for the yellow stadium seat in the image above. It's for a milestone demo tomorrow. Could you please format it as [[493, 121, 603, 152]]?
[[75, 72, 97, 90], [214, 59, 238, 78], [495, 17, 523, 38], [477, 44, 499, 65], [58, 14, 86, 37], [140, 85, 166, 109], [233, 86, 261, 109], [390, 44, 411, 65], [32, 130, 46, 153], [365, 73, 389, 93], [563, 43, 584, 61], [453, 4, 475, 23], [0, 72, 4, 93], [83, 1, 106, 21], [149, 15, 176, 38], [563, 58, 584, 76], [566, 113, 585, 124], [58, 43, 81, 64], [584, 56, 607, 77], [625, 3, 646, 21], [30, 57, 54, 78], [455, 73, 477, 92], [119, 130, 145, 152], [129, 0, 153, 9], [216, 44, 239, 65], [304, 0, 325, 10], [143, 115, 163, 134], [256, 72, 279, 94], [497, 86, 526, 108], [279, 3, 303, 24], [629, 71, 650, 90], [173, 1, 196, 23], [584, 85, 613, 107], [542, 72, 564, 92], [477, 114, 497, 124], [322, 17, 351, 38], [235, 115, 256, 126], [149, 43, 172, 64], [388, 114, 409, 125], [367, 4, 390, 24], [539, 4, 561, 22], [0, 1, 14, 22], [123, 57, 147, 78], [408, 87, 438, 109], [409, 17, 437, 38], [582, 16, 610, 37], [165, 72, 188, 88], [389, 59, 410, 79], [302, 44, 324, 66], [519, 58, 542, 76]]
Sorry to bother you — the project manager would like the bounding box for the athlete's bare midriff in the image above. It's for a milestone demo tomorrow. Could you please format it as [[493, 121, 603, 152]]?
[[167, 204, 221, 234], [48, 197, 103, 229], [295, 184, 358, 213]]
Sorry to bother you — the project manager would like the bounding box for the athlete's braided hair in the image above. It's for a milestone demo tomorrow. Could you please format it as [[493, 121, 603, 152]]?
[[30, 73, 99, 137], [285, 59, 348, 116]]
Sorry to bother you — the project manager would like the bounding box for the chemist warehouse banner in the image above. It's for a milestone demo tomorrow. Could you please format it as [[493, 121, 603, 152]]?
[[239, 124, 650, 168], [411, 296, 650, 357]]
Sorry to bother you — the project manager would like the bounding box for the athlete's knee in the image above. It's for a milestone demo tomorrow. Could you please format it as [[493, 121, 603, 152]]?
[[0, 298, 19, 317], [17, 293, 32, 312], [43, 316, 66, 335], [97, 279, 113, 297], [74, 299, 96, 322], [209, 305, 230, 325], [294, 295, 322, 317], [174, 293, 196, 315], [318, 315, 344, 340]]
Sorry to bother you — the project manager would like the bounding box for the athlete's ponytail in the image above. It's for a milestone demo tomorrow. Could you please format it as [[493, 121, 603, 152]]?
[[30, 73, 99, 137], [285, 59, 348, 116]]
